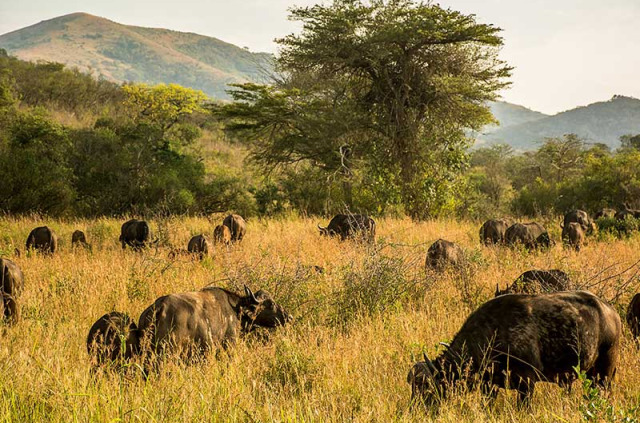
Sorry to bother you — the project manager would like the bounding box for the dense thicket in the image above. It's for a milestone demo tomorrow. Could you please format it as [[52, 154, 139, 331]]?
[[0, 50, 253, 217]]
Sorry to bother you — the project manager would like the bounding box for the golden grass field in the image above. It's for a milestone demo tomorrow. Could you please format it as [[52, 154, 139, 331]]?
[[1, 215, 640, 422]]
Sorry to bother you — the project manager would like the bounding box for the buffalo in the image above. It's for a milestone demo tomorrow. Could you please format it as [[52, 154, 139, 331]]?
[[213, 224, 231, 245], [187, 234, 211, 259], [594, 208, 616, 220], [26, 226, 58, 254], [479, 219, 511, 245], [615, 207, 640, 221], [120, 219, 151, 250], [626, 293, 640, 338], [495, 269, 570, 296], [425, 239, 463, 270], [72, 230, 90, 249], [223, 214, 246, 242], [562, 222, 585, 251], [563, 210, 596, 234], [0, 258, 23, 322], [408, 291, 621, 407], [317, 214, 376, 242], [505, 222, 552, 250], [87, 312, 140, 367], [137, 286, 290, 362]]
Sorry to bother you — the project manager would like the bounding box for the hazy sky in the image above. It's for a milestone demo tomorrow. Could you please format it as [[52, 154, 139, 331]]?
[[1, 0, 639, 114]]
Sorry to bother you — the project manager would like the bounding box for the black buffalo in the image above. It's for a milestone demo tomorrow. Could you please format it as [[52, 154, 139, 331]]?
[[187, 234, 211, 259], [213, 224, 231, 245], [87, 312, 140, 367], [615, 207, 640, 221], [425, 239, 463, 270], [563, 210, 595, 234], [119, 219, 151, 250], [408, 291, 621, 406], [626, 293, 640, 338], [562, 222, 585, 251], [72, 230, 90, 249], [505, 222, 552, 250], [479, 219, 511, 245], [495, 269, 570, 296], [26, 226, 58, 254], [137, 286, 291, 361], [0, 258, 23, 322], [594, 208, 616, 220], [223, 214, 246, 242], [317, 214, 376, 242]]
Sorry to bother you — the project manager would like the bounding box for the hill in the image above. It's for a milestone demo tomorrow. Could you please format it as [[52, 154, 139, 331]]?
[[486, 101, 548, 131], [0, 12, 273, 100], [480, 95, 640, 150]]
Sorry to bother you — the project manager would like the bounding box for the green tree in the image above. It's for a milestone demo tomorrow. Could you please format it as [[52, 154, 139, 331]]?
[[0, 110, 75, 215], [218, 0, 511, 218]]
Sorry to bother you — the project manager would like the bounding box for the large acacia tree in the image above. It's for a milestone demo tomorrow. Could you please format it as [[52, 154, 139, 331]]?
[[217, 0, 511, 218]]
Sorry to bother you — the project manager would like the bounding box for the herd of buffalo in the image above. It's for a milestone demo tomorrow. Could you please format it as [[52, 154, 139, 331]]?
[[2, 209, 640, 410]]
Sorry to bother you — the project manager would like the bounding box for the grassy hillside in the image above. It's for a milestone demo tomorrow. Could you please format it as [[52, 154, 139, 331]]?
[[0, 215, 639, 421], [481, 95, 640, 150], [0, 12, 273, 100]]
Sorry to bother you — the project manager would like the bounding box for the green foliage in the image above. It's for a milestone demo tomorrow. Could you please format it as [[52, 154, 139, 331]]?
[[0, 53, 123, 114], [0, 109, 75, 215], [575, 366, 639, 422], [217, 0, 511, 219], [596, 216, 640, 238]]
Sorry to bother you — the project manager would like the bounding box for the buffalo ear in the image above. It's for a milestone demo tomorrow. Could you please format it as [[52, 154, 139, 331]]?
[[244, 285, 259, 304], [495, 283, 500, 296], [129, 322, 138, 331]]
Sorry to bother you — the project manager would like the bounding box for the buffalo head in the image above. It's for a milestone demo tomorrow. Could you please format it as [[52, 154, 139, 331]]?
[[239, 286, 292, 330], [407, 353, 447, 406]]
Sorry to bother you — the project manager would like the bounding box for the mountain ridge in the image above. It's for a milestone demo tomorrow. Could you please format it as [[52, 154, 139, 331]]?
[[0, 12, 273, 99], [480, 95, 640, 150]]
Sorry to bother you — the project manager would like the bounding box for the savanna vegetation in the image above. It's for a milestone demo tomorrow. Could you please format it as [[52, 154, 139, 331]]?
[[1, 216, 640, 421], [2, 0, 640, 421]]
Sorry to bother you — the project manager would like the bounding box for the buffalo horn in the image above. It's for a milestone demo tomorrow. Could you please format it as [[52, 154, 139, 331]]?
[[244, 285, 258, 303]]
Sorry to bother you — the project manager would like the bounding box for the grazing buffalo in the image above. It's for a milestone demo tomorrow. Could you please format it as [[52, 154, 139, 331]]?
[[213, 224, 231, 245], [495, 269, 570, 296], [0, 258, 23, 322], [137, 286, 291, 361], [187, 234, 211, 259], [223, 214, 246, 242], [26, 226, 58, 254], [626, 293, 640, 338], [72, 230, 90, 249], [479, 219, 511, 245], [408, 291, 621, 406], [425, 239, 463, 270], [505, 222, 551, 250], [594, 208, 616, 220], [120, 219, 151, 250], [87, 312, 140, 366], [615, 207, 640, 221], [562, 222, 585, 251], [563, 210, 596, 234], [317, 214, 376, 242]]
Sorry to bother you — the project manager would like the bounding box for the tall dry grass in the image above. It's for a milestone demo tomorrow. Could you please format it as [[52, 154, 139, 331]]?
[[1, 215, 640, 422]]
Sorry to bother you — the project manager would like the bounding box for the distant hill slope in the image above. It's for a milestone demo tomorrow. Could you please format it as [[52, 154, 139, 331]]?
[[0, 12, 273, 99], [486, 101, 548, 131], [480, 95, 640, 150]]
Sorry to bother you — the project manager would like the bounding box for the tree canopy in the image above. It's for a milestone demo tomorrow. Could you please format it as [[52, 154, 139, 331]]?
[[216, 0, 511, 218]]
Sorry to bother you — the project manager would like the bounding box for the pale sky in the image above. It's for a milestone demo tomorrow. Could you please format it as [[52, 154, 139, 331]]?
[[1, 0, 639, 115]]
